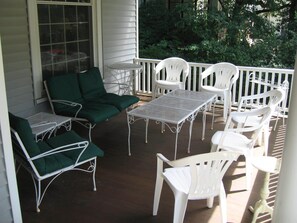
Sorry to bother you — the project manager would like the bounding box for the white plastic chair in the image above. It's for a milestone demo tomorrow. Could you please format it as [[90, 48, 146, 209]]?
[[200, 62, 239, 122], [153, 57, 190, 98], [153, 151, 239, 223], [234, 88, 285, 155], [210, 107, 272, 190]]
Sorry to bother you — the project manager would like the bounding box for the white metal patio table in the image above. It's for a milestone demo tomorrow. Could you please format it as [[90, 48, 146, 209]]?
[[127, 89, 217, 159], [27, 112, 72, 141]]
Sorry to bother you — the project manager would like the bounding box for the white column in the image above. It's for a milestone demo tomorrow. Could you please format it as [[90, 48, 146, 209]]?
[[272, 53, 297, 223]]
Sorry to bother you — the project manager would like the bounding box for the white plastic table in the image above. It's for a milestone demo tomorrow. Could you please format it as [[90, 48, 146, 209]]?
[[250, 156, 281, 223], [107, 62, 143, 95], [127, 89, 217, 159], [27, 112, 71, 141]]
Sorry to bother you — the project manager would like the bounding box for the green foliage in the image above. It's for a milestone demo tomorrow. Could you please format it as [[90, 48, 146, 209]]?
[[139, 1, 297, 68]]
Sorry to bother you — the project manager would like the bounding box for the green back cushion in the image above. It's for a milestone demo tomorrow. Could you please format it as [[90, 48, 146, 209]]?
[[9, 113, 40, 157], [79, 67, 107, 99], [46, 73, 84, 112]]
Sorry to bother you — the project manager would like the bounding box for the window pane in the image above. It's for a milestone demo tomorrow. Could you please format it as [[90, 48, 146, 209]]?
[[77, 6, 88, 22], [41, 46, 52, 66], [65, 24, 78, 41], [38, 5, 49, 24], [51, 24, 65, 43], [78, 23, 89, 40], [50, 5, 64, 23], [65, 6, 76, 22], [39, 25, 51, 44], [79, 41, 90, 57]]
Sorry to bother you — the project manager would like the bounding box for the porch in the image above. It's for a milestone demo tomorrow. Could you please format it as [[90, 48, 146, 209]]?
[[17, 106, 285, 223]]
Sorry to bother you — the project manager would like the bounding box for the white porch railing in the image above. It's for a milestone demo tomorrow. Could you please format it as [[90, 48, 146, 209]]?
[[133, 58, 294, 114]]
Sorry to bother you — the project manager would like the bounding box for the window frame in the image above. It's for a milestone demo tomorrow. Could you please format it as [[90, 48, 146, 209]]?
[[28, 0, 102, 103]]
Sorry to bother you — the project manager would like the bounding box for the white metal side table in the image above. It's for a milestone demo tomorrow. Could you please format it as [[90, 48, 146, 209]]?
[[27, 112, 71, 141], [250, 156, 281, 223], [107, 62, 143, 95]]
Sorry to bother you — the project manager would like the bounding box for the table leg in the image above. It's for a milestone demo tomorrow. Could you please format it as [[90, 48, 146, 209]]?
[[145, 119, 149, 143], [174, 127, 179, 160], [202, 109, 206, 141], [187, 115, 195, 153], [127, 115, 132, 156]]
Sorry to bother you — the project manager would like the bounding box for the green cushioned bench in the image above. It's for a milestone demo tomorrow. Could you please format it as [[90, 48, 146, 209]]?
[[9, 112, 104, 212], [44, 67, 139, 140]]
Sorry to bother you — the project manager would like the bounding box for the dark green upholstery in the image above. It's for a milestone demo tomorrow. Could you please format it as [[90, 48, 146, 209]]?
[[58, 101, 119, 124], [9, 113, 40, 157], [78, 67, 139, 111], [79, 67, 106, 99], [35, 141, 74, 176], [95, 93, 139, 111], [45, 67, 139, 127], [46, 73, 84, 113], [34, 131, 104, 176], [9, 113, 104, 177]]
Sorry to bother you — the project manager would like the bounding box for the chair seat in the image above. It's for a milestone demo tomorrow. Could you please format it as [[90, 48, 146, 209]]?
[[211, 131, 252, 153], [201, 86, 226, 96], [156, 80, 182, 87], [232, 115, 262, 127]]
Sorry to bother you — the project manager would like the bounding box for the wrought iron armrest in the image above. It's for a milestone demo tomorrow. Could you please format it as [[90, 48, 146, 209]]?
[[51, 99, 83, 118], [30, 141, 89, 166]]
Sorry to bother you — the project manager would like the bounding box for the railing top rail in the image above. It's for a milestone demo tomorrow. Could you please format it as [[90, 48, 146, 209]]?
[[135, 58, 294, 74]]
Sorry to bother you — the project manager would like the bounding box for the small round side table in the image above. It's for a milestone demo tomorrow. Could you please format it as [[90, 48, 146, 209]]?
[[107, 62, 143, 95]]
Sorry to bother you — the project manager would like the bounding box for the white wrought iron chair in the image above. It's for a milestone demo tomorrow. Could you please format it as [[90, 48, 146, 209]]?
[[153, 57, 190, 98], [234, 88, 285, 155], [153, 151, 239, 223], [200, 62, 239, 122], [210, 107, 272, 190]]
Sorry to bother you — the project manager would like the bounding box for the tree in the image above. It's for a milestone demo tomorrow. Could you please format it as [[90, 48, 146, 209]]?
[[139, 0, 297, 68]]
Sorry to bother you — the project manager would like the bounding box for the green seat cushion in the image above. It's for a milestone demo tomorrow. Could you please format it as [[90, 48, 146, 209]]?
[[9, 113, 40, 157], [79, 67, 107, 99], [46, 73, 84, 112], [45, 131, 104, 161], [35, 141, 74, 176], [59, 101, 120, 124], [96, 93, 139, 111]]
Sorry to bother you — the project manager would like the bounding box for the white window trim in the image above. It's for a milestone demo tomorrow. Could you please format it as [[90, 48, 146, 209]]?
[[28, 0, 103, 103]]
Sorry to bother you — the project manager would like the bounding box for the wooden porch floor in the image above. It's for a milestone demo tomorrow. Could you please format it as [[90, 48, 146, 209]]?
[[18, 104, 286, 223]]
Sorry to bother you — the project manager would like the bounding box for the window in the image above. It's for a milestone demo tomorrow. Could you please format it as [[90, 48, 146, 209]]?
[[28, 0, 101, 101]]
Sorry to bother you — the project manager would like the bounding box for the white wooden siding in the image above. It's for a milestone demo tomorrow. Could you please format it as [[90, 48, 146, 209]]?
[[0, 0, 35, 117], [101, 0, 138, 92]]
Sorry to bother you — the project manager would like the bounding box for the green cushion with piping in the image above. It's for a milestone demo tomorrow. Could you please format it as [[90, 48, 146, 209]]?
[[79, 67, 106, 99], [46, 73, 84, 113], [58, 101, 120, 124], [9, 113, 40, 157], [95, 93, 139, 111]]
